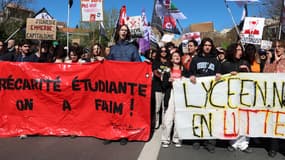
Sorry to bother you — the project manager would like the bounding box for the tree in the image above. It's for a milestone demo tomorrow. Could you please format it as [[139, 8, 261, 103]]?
[[260, 0, 284, 40], [0, 0, 35, 42], [261, 0, 283, 19]]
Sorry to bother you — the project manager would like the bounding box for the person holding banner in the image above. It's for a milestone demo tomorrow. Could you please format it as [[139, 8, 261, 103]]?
[[221, 43, 250, 74], [107, 24, 141, 62], [161, 50, 185, 148], [221, 43, 253, 153], [104, 24, 141, 146], [263, 40, 285, 158], [67, 47, 81, 63], [188, 37, 221, 153], [90, 43, 105, 62]]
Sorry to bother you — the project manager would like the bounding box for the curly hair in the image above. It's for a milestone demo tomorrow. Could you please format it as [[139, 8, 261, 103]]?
[[197, 37, 216, 55], [225, 43, 243, 62]]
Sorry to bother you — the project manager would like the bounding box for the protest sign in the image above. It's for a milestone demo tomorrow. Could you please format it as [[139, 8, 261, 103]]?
[[240, 17, 265, 45], [81, 0, 103, 22], [26, 18, 57, 40]]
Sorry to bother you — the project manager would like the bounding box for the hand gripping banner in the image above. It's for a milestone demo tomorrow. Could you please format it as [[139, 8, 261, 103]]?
[[0, 61, 152, 141]]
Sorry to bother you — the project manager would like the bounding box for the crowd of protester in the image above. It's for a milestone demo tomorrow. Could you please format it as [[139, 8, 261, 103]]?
[[148, 37, 284, 158], [1, 24, 284, 158]]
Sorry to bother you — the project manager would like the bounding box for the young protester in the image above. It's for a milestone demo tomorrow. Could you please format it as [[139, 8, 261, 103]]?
[[161, 51, 186, 148], [221, 43, 252, 153], [78, 47, 91, 63], [104, 24, 141, 146], [182, 39, 198, 72], [90, 43, 105, 62], [0, 39, 17, 61], [188, 37, 221, 153], [221, 43, 250, 74], [243, 44, 261, 73], [68, 47, 80, 63], [152, 46, 171, 129], [53, 45, 66, 63], [263, 40, 285, 158], [15, 39, 38, 62], [107, 24, 141, 62]]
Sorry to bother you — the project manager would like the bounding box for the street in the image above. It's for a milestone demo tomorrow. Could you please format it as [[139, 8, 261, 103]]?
[[0, 128, 285, 160]]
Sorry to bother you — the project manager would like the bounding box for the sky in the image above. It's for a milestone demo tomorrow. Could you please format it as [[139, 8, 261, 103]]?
[[27, 0, 265, 32]]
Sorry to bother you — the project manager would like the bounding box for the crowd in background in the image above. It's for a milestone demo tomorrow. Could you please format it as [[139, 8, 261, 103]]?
[[0, 24, 285, 158]]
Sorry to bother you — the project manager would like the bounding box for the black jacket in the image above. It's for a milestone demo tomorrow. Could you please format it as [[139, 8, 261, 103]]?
[[221, 59, 250, 74]]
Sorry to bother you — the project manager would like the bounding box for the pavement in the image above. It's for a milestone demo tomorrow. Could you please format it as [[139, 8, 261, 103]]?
[[0, 127, 285, 160]]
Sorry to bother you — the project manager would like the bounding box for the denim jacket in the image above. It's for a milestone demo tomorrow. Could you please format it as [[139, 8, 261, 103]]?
[[108, 40, 141, 62]]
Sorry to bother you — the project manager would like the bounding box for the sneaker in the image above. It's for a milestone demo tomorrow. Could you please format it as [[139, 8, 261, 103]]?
[[241, 147, 253, 153], [19, 135, 27, 139], [174, 141, 182, 148], [205, 144, 215, 153], [162, 141, 170, 148], [268, 150, 277, 158], [227, 146, 236, 152], [192, 142, 200, 150], [120, 138, 128, 145]]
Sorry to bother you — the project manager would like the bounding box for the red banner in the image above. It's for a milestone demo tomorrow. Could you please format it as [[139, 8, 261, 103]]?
[[0, 61, 152, 141]]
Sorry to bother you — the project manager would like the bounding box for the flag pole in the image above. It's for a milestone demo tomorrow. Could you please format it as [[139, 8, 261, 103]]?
[[4, 28, 21, 43], [176, 19, 183, 34], [99, 22, 101, 44], [278, 0, 284, 40], [66, 1, 71, 60], [224, 0, 242, 42]]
